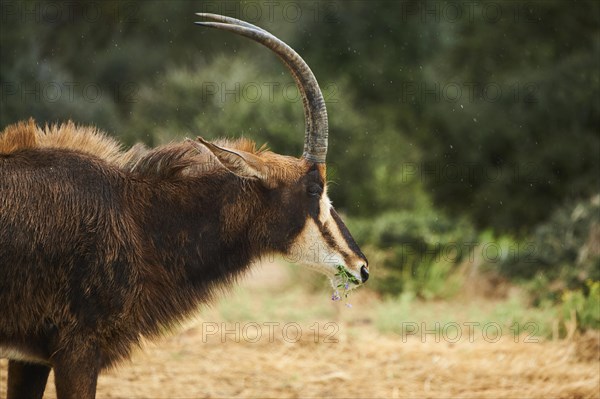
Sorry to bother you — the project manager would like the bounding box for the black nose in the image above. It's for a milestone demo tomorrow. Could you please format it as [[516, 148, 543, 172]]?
[[360, 265, 369, 283]]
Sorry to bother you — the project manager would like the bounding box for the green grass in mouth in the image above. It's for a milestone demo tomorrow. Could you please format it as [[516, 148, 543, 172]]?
[[332, 265, 360, 306]]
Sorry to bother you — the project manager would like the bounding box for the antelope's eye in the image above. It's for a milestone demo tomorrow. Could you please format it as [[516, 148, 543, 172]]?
[[307, 184, 323, 197]]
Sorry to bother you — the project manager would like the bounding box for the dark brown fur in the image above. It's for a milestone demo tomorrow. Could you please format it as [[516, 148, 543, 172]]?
[[0, 121, 325, 398]]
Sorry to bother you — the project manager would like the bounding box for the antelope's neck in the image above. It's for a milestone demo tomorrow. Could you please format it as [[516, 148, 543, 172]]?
[[131, 176, 265, 333]]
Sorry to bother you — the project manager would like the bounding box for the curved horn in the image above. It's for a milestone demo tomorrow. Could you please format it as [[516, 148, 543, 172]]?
[[194, 13, 314, 151], [195, 13, 328, 163]]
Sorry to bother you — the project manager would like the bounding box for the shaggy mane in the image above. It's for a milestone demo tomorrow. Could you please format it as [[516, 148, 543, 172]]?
[[0, 118, 144, 168], [0, 120, 303, 182]]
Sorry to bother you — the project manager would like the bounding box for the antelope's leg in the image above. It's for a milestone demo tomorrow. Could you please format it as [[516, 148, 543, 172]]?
[[52, 350, 99, 399], [7, 360, 51, 399]]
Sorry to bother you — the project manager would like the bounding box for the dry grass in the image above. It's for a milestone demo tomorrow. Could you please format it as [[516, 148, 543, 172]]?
[[1, 326, 598, 398], [1, 262, 599, 398]]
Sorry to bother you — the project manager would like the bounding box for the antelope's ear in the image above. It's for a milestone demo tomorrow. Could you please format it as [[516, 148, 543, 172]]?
[[191, 137, 268, 180]]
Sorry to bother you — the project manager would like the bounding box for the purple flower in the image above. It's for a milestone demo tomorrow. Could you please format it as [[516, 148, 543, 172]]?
[[345, 303, 353, 308], [344, 282, 349, 290]]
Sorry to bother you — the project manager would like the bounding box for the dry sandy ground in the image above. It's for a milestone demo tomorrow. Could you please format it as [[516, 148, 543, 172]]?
[[1, 263, 599, 398], [1, 326, 599, 398]]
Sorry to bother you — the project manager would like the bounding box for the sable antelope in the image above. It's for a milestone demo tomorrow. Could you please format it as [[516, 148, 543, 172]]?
[[0, 13, 368, 399]]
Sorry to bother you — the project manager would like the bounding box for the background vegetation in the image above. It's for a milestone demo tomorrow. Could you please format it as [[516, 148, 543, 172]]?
[[1, 0, 598, 332]]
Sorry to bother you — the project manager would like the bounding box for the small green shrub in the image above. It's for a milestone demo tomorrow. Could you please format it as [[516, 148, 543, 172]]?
[[560, 280, 600, 331]]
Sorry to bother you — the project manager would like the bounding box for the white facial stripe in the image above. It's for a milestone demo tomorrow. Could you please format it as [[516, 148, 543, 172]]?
[[287, 217, 344, 276], [319, 192, 356, 265], [319, 190, 332, 224], [286, 191, 361, 281]]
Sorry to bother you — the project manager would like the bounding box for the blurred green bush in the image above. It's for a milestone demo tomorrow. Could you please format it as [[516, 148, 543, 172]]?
[[498, 195, 600, 303], [349, 210, 476, 299], [3, 0, 598, 234]]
